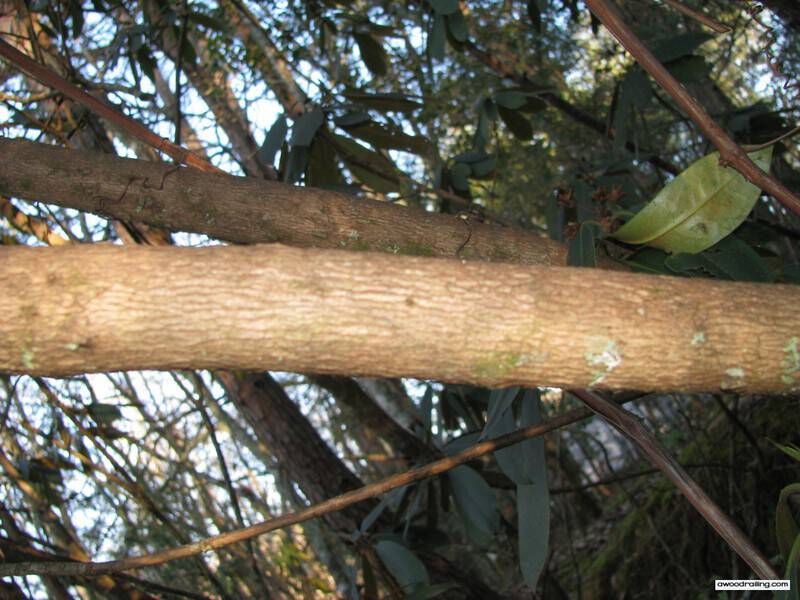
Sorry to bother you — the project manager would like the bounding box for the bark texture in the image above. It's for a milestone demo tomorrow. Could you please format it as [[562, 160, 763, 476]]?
[[0, 137, 569, 266], [2, 244, 798, 393]]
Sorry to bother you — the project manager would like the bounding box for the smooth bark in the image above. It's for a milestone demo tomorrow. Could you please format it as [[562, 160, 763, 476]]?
[[2, 243, 798, 393]]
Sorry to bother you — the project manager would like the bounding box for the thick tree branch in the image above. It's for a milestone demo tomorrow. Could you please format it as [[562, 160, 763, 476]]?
[[2, 244, 798, 393], [0, 137, 572, 267]]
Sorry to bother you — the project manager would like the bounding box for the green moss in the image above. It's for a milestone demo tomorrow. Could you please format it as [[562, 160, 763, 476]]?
[[474, 351, 523, 381], [781, 337, 800, 385], [346, 239, 371, 251], [397, 241, 435, 257], [21, 347, 34, 370]]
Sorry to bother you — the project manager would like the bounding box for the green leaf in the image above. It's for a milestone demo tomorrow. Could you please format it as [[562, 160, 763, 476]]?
[[375, 540, 429, 592], [87, 403, 122, 425], [776, 484, 800, 571], [429, 13, 446, 60], [702, 236, 776, 282], [652, 32, 713, 63], [471, 155, 497, 179], [187, 11, 229, 33], [447, 465, 499, 538], [518, 482, 550, 591], [567, 222, 597, 267], [404, 583, 458, 600], [342, 120, 432, 155], [259, 114, 288, 166], [527, 0, 542, 32], [344, 92, 423, 114], [449, 163, 471, 192], [771, 441, 800, 464], [494, 90, 528, 110], [481, 387, 519, 440], [666, 55, 710, 83], [493, 390, 546, 485], [353, 32, 387, 77], [428, 0, 459, 14], [612, 146, 773, 254], [626, 247, 671, 274], [331, 134, 401, 193], [446, 11, 468, 42], [498, 105, 534, 140], [307, 135, 344, 187], [291, 109, 325, 147], [334, 111, 371, 127]]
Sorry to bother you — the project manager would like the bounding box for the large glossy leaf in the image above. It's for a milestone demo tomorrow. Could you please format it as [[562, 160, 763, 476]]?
[[428, 0, 459, 14], [612, 146, 773, 254]]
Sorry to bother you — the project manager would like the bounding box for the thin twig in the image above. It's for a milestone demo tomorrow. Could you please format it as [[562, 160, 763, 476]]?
[[0, 398, 619, 578], [660, 0, 731, 33], [0, 36, 221, 175], [584, 0, 800, 216], [570, 388, 777, 580]]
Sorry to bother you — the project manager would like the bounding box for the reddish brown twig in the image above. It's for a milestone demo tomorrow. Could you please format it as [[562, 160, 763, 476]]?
[[584, 0, 800, 217], [0, 400, 607, 577], [661, 0, 731, 33], [0, 36, 222, 175], [570, 389, 777, 580]]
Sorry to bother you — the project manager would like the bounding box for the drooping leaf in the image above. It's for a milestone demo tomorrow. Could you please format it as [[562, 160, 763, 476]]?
[[259, 114, 288, 166], [342, 120, 432, 155], [428, 0, 459, 14], [307, 134, 344, 187], [449, 163, 471, 192], [772, 440, 800, 464], [498, 105, 534, 140], [283, 146, 310, 184], [334, 111, 371, 127], [375, 540, 429, 592], [527, 0, 542, 32], [344, 92, 423, 114], [470, 155, 497, 179], [331, 133, 401, 193], [518, 482, 550, 591], [701, 235, 775, 282], [429, 13, 446, 60], [291, 109, 325, 147], [652, 32, 714, 63], [666, 55, 710, 83], [404, 583, 459, 600], [494, 90, 528, 110], [481, 387, 519, 440], [567, 222, 597, 267], [87, 403, 122, 425], [447, 465, 499, 538], [612, 146, 774, 254], [353, 32, 387, 77], [446, 11, 468, 42], [776, 484, 800, 571]]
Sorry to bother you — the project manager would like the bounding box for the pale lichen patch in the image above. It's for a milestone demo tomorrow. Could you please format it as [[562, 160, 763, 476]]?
[[585, 339, 622, 388], [691, 331, 706, 346]]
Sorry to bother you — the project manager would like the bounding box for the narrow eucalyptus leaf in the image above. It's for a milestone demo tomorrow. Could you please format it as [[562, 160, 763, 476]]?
[[518, 482, 550, 591], [429, 13, 446, 60], [567, 222, 597, 267], [375, 540, 429, 592]]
